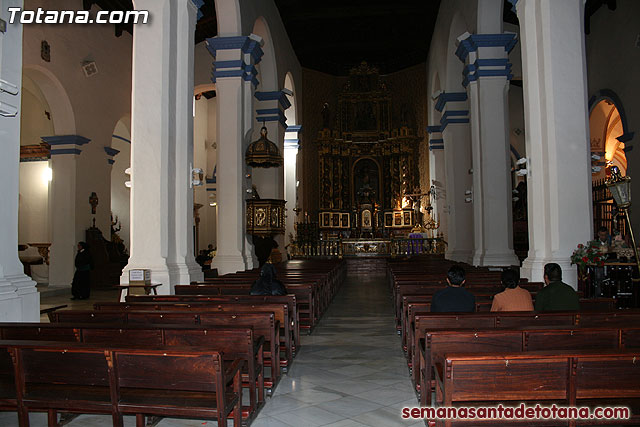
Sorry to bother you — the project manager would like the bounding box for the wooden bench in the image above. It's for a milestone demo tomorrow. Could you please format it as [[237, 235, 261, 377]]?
[[419, 325, 640, 407], [409, 309, 640, 390], [129, 293, 300, 350], [6, 340, 243, 427], [434, 350, 640, 427], [48, 309, 282, 391], [93, 301, 296, 371], [0, 322, 263, 421]]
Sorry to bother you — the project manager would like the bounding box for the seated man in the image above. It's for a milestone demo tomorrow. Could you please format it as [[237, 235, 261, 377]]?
[[490, 268, 533, 311], [534, 263, 580, 312], [431, 265, 475, 312]]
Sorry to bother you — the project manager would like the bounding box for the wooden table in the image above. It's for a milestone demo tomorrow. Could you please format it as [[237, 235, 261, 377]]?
[[114, 283, 162, 301]]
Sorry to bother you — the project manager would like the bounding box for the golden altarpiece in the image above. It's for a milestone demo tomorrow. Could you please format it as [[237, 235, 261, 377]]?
[[316, 63, 421, 239]]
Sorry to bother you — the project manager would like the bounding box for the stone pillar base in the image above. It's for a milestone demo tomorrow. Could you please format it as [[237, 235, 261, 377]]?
[[522, 257, 576, 290], [211, 255, 246, 276], [472, 251, 519, 268], [445, 249, 473, 264]]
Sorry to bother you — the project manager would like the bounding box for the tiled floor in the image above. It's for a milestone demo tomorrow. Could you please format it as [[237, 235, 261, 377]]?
[[1, 274, 422, 426]]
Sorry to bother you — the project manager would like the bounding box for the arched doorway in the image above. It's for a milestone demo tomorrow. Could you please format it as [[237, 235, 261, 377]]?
[[589, 93, 630, 235]]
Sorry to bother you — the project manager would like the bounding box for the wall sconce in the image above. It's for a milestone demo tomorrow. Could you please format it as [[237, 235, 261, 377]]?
[[190, 164, 204, 187], [515, 157, 529, 177]]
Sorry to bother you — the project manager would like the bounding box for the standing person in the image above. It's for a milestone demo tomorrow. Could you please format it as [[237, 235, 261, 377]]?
[[71, 242, 93, 300], [431, 265, 475, 312], [253, 235, 278, 268], [534, 263, 580, 312], [490, 268, 534, 311]]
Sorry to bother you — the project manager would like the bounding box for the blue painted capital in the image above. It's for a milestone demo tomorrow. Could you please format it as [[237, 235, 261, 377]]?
[[255, 91, 292, 110], [286, 124, 303, 133], [190, 0, 204, 21], [206, 36, 264, 65], [104, 147, 120, 157], [435, 92, 467, 112], [41, 135, 90, 146], [455, 33, 518, 62], [506, 0, 519, 12]]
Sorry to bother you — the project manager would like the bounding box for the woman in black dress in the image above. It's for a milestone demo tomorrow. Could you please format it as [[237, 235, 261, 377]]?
[[71, 241, 93, 300]]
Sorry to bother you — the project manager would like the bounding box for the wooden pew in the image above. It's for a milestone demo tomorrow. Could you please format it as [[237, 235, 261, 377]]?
[[435, 350, 640, 427], [409, 309, 640, 388], [0, 322, 263, 421], [128, 293, 300, 350], [93, 301, 296, 370], [6, 340, 243, 427], [419, 326, 640, 407]]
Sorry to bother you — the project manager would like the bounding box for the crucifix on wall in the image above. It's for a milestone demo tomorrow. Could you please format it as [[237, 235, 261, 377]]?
[[89, 192, 99, 214]]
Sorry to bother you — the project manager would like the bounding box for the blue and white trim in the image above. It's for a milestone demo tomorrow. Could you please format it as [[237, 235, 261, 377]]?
[[285, 124, 302, 150], [206, 36, 264, 87], [463, 58, 513, 87], [435, 92, 467, 112], [455, 33, 518, 62], [255, 91, 291, 128], [42, 135, 90, 156], [112, 134, 131, 144], [190, 0, 204, 21], [104, 147, 120, 165]]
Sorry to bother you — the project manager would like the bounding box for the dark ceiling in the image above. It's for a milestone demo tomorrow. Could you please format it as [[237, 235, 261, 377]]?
[[87, 0, 617, 76], [272, 0, 442, 75]]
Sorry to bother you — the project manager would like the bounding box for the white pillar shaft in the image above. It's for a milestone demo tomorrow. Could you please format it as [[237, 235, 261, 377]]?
[[169, 0, 203, 285], [213, 77, 247, 274], [468, 77, 519, 266], [284, 144, 298, 249], [517, 0, 593, 286], [124, 0, 176, 292], [49, 154, 77, 288], [0, 0, 39, 321], [431, 149, 448, 242], [443, 124, 474, 263]]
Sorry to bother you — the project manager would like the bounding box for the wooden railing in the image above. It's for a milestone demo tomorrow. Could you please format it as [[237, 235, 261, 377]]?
[[291, 237, 446, 258]]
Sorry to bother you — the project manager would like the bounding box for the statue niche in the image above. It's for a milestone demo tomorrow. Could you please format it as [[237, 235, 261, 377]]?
[[353, 158, 379, 206]]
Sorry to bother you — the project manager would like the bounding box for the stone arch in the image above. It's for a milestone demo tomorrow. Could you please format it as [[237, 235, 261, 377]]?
[[214, 0, 242, 36], [444, 12, 468, 92], [283, 72, 297, 125], [22, 65, 75, 135], [252, 16, 278, 92]]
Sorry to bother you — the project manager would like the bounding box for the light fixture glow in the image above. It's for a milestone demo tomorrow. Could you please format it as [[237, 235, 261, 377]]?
[[42, 167, 52, 183]]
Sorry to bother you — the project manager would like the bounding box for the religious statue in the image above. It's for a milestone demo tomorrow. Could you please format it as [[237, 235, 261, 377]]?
[[321, 103, 331, 129]]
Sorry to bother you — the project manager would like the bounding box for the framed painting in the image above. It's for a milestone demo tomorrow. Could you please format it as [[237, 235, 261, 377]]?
[[331, 213, 340, 227], [394, 212, 402, 226], [403, 211, 412, 226], [385, 212, 393, 227]]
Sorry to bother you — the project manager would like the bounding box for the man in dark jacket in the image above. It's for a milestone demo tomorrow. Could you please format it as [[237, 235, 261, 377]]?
[[431, 265, 475, 312], [534, 263, 580, 312]]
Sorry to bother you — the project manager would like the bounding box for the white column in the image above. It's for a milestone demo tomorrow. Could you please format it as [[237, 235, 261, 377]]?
[[458, 34, 520, 267], [514, 0, 593, 286], [122, 0, 177, 292], [0, 1, 39, 321], [427, 132, 448, 242], [284, 126, 301, 251], [168, 0, 203, 285], [208, 36, 263, 275], [42, 136, 89, 290]]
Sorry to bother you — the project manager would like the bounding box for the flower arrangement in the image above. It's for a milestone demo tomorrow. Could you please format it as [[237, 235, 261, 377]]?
[[571, 241, 605, 271]]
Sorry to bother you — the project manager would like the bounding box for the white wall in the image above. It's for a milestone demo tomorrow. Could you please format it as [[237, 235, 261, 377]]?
[[20, 75, 54, 145], [194, 95, 218, 252], [18, 161, 50, 244], [110, 120, 131, 250], [23, 0, 132, 247]]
